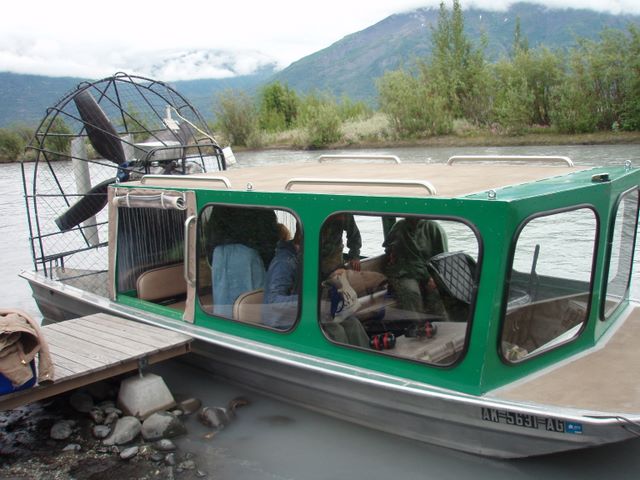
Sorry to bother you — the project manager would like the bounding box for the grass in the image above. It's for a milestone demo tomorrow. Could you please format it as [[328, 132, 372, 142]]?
[[234, 114, 640, 152]]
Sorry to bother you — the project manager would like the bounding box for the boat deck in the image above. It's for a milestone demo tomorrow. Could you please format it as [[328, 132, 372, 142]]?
[[136, 163, 586, 197], [490, 305, 640, 414], [0, 313, 192, 411]]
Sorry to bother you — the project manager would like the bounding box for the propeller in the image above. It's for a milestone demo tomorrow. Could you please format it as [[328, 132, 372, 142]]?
[[55, 90, 126, 231], [73, 89, 126, 164], [54, 177, 116, 232]]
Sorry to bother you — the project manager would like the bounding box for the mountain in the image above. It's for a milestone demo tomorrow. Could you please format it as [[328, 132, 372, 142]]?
[[1, 3, 639, 127], [0, 67, 275, 128], [272, 2, 640, 101]]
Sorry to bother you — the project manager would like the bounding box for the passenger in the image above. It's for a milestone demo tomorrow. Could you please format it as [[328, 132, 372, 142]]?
[[206, 206, 279, 267], [208, 206, 279, 317], [262, 224, 369, 348], [320, 213, 362, 278], [383, 217, 448, 317], [262, 224, 303, 330]]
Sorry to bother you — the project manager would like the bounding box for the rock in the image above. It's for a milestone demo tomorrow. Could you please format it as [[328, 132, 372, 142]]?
[[151, 452, 165, 462], [165, 452, 177, 466], [50, 420, 75, 440], [89, 407, 105, 425], [92, 425, 111, 439], [178, 398, 202, 415], [104, 406, 123, 416], [102, 416, 141, 446], [198, 407, 232, 430], [196, 470, 208, 478], [154, 439, 177, 452], [178, 459, 196, 471], [141, 412, 186, 441], [120, 446, 139, 460], [62, 443, 81, 452], [69, 391, 94, 413], [118, 373, 175, 419], [104, 412, 119, 426]]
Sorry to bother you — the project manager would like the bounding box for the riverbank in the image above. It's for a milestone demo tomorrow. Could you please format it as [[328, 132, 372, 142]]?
[[3, 116, 639, 164], [232, 113, 640, 152]]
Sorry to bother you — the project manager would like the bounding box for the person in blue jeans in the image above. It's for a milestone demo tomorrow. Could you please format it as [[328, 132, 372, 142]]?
[[262, 226, 302, 329], [262, 224, 370, 348]]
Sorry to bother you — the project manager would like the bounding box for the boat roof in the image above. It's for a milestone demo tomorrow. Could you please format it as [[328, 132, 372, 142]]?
[[134, 162, 590, 198]]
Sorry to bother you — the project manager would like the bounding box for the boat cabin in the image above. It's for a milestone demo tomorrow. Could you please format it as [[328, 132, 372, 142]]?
[[107, 159, 640, 395]]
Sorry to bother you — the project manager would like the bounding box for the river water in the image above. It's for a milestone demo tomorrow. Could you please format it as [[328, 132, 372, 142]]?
[[2, 144, 640, 477]]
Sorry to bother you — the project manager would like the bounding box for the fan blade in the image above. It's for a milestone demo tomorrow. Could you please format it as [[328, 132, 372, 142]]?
[[54, 177, 116, 232], [73, 90, 126, 164]]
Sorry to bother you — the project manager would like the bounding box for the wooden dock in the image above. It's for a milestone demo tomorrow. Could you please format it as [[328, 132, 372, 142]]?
[[0, 313, 192, 411]]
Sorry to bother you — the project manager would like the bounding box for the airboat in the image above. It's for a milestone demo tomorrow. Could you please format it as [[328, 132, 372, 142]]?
[[19, 73, 640, 458]]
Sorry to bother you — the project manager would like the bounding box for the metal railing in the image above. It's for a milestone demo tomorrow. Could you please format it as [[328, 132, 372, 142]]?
[[285, 178, 436, 195], [447, 155, 574, 167], [317, 154, 402, 164]]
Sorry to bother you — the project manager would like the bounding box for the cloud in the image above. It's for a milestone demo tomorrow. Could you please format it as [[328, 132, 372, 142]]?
[[0, 0, 638, 80]]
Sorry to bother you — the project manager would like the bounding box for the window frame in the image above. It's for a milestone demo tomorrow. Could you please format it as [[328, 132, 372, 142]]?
[[600, 187, 640, 321], [196, 201, 303, 332], [499, 204, 600, 365], [316, 210, 483, 368]]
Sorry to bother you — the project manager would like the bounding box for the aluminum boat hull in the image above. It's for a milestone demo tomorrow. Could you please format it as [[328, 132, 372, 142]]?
[[22, 270, 640, 458]]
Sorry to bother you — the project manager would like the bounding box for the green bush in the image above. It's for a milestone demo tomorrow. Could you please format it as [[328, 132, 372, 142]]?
[[378, 69, 452, 138], [213, 89, 258, 147], [304, 102, 343, 148], [0, 128, 24, 162]]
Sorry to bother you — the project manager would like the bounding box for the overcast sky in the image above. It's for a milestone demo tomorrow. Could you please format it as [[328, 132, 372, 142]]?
[[1, 0, 638, 80]]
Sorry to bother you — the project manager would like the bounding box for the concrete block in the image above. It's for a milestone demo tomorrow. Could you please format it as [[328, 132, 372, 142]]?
[[117, 373, 176, 419]]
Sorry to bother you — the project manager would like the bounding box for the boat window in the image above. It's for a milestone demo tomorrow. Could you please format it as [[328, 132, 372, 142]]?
[[501, 208, 596, 363], [603, 188, 639, 319], [116, 207, 187, 297], [318, 213, 479, 366], [197, 204, 301, 330]]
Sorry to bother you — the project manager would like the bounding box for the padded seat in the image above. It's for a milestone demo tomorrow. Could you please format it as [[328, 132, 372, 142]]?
[[427, 252, 477, 322], [136, 263, 186, 302], [232, 289, 264, 324]]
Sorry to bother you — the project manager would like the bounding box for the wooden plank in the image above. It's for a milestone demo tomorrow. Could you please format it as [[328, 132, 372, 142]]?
[[0, 342, 191, 411], [50, 320, 154, 356], [44, 329, 129, 365], [71, 315, 182, 349], [0, 314, 192, 411], [87, 313, 190, 344]]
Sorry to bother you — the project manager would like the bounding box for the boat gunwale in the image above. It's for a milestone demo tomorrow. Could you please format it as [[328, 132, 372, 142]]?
[[21, 269, 640, 426]]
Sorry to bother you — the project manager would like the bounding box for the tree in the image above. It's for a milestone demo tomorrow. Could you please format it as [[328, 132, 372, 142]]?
[[378, 69, 452, 138], [0, 128, 24, 162], [213, 89, 258, 146], [258, 82, 299, 132], [429, 0, 489, 123]]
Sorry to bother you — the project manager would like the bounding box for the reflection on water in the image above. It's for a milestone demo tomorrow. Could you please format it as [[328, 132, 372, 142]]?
[[2, 144, 640, 477]]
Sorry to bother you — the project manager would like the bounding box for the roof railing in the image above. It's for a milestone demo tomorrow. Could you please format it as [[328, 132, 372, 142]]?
[[140, 175, 232, 188], [317, 154, 401, 164], [285, 178, 436, 195], [447, 155, 574, 167]]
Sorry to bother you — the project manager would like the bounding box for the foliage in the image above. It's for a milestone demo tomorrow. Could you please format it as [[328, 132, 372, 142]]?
[[549, 27, 639, 133], [258, 82, 299, 132], [429, 0, 490, 123], [296, 93, 344, 148], [378, 69, 452, 138], [213, 89, 258, 146], [0, 128, 24, 162], [42, 117, 73, 161]]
